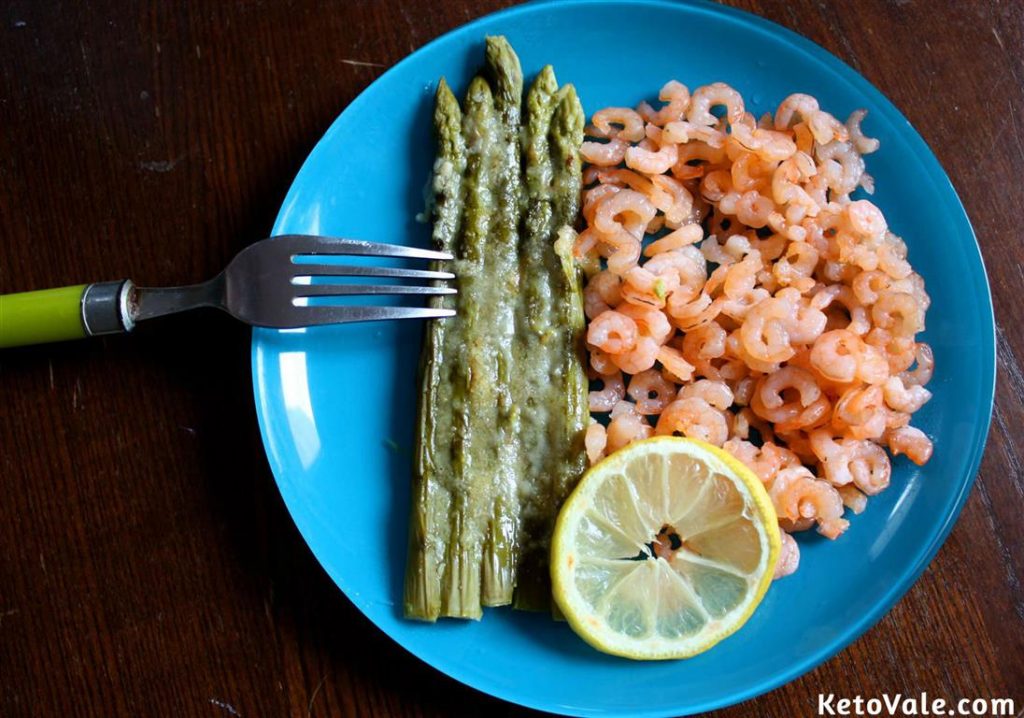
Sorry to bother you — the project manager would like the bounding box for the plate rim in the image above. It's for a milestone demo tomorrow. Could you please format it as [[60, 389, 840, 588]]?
[[251, 1, 997, 715]]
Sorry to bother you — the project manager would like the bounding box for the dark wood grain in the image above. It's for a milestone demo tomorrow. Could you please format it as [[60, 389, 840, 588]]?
[[1, 1, 1021, 716]]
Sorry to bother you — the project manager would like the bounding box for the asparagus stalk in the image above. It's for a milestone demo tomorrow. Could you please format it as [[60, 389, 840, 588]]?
[[480, 36, 524, 606], [518, 85, 588, 610], [550, 87, 588, 617], [549, 85, 588, 512], [444, 75, 502, 619], [511, 66, 561, 610], [547, 222, 588, 625], [405, 79, 466, 621]]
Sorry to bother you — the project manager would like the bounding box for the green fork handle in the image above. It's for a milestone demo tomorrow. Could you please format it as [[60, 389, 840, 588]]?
[[0, 281, 134, 349]]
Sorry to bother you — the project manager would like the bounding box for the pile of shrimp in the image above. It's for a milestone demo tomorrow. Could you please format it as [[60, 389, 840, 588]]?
[[576, 81, 933, 578]]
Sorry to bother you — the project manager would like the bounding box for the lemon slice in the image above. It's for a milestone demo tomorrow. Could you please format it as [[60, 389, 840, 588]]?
[[551, 437, 780, 660]]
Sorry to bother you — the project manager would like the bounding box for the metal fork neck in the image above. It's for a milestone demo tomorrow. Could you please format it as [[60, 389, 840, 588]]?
[[129, 274, 227, 324]]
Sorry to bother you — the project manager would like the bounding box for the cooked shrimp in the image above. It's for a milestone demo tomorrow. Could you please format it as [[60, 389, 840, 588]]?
[[833, 384, 887, 440], [751, 367, 830, 432], [657, 345, 696, 383], [663, 120, 726, 148], [845, 199, 887, 239], [732, 378, 758, 407], [599, 229, 644, 275], [768, 466, 848, 539], [772, 153, 820, 218], [868, 323, 916, 366], [773, 240, 819, 290], [816, 140, 865, 197], [585, 421, 607, 465], [773, 531, 801, 579], [885, 425, 933, 465], [723, 437, 760, 468], [774, 93, 820, 131], [668, 293, 724, 331], [878, 234, 913, 279], [807, 109, 849, 145], [726, 327, 784, 375], [593, 188, 657, 240], [590, 107, 646, 142], [810, 330, 862, 384], [618, 302, 673, 344], [673, 140, 727, 170], [845, 109, 880, 154], [644, 224, 703, 256], [580, 138, 629, 167], [837, 485, 868, 514], [589, 347, 618, 376], [740, 296, 796, 362], [682, 321, 728, 361], [851, 269, 891, 306], [786, 298, 828, 345], [724, 251, 763, 299], [584, 270, 623, 320], [606, 410, 654, 453], [734, 191, 775, 228], [848, 440, 891, 495], [596, 168, 665, 205], [582, 183, 623, 224], [811, 284, 871, 335], [872, 290, 924, 337], [621, 266, 674, 309], [719, 287, 771, 322], [655, 396, 729, 446], [755, 366, 822, 410], [625, 142, 679, 175], [586, 310, 638, 355], [751, 441, 801, 484], [648, 80, 691, 126], [649, 174, 695, 225], [808, 428, 855, 486], [678, 378, 734, 411], [882, 375, 932, 413], [687, 82, 745, 126], [855, 343, 890, 385], [613, 336, 661, 374], [627, 369, 677, 415], [899, 343, 934, 386], [645, 246, 707, 302], [589, 371, 625, 413]]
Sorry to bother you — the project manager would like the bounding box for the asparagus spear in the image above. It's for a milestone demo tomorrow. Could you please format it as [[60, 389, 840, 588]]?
[[510, 66, 561, 610], [427, 75, 504, 620], [549, 85, 588, 516], [521, 65, 559, 332], [509, 83, 585, 610], [478, 36, 524, 606], [405, 79, 466, 621], [550, 85, 585, 230]]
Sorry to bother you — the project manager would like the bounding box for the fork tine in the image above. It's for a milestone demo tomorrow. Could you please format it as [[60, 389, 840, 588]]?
[[290, 264, 455, 280], [293, 284, 457, 298], [281, 305, 456, 326], [279, 235, 454, 261]]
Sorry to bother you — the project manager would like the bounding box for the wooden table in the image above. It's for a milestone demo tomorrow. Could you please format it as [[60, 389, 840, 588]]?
[[1, 2, 1021, 716]]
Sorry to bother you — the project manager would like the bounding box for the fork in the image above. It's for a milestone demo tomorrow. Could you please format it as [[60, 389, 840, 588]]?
[[0, 235, 456, 349]]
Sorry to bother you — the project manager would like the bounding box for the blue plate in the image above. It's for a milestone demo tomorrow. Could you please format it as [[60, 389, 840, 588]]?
[[251, 1, 995, 715]]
